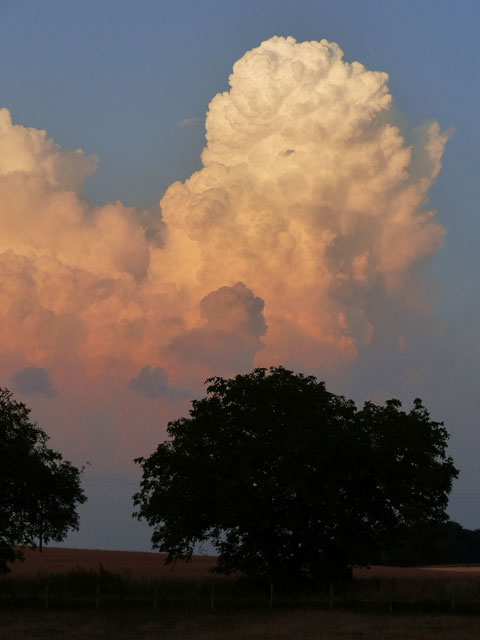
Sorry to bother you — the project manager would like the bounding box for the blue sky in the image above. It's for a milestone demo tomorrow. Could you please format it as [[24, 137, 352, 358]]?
[[1, 0, 480, 549]]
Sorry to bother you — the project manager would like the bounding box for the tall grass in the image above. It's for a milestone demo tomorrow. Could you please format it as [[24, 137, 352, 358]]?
[[3, 567, 480, 615]]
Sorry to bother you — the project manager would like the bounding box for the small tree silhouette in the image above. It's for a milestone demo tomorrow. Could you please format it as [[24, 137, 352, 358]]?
[[0, 388, 87, 572]]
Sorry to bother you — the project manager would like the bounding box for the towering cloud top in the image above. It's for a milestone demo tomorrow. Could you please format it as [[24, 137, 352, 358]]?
[[203, 36, 391, 166], [0, 36, 449, 464], [160, 36, 448, 367]]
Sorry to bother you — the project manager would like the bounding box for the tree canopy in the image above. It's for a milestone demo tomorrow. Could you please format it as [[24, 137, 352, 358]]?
[[133, 367, 458, 585], [0, 388, 87, 573]]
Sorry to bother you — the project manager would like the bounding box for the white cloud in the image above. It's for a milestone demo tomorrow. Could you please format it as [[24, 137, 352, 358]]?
[[0, 35, 449, 461]]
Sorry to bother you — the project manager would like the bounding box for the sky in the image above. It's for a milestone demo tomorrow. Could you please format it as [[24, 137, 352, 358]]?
[[1, 0, 479, 551]]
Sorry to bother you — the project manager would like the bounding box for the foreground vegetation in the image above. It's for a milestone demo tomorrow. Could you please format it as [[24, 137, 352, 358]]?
[[4, 550, 480, 638], [3, 565, 480, 613], [2, 608, 480, 640]]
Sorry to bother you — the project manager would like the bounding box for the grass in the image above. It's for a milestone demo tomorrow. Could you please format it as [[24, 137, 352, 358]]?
[[2, 609, 480, 639], [4, 568, 479, 614], [4, 549, 480, 638]]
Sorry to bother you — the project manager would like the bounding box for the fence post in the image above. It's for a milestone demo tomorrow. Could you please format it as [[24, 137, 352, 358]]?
[[210, 582, 215, 610], [329, 583, 334, 611], [153, 584, 158, 611], [388, 581, 393, 613], [44, 584, 49, 610], [270, 582, 274, 609], [451, 591, 455, 613], [96, 584, 101, 611]]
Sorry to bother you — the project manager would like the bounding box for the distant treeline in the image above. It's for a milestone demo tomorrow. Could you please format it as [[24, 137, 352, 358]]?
[[368, 521, 480, 567]]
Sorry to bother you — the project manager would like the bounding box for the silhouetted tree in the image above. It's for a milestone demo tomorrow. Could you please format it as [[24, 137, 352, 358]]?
[[134, 367, 458, 585], [0, 388, 87, 573]]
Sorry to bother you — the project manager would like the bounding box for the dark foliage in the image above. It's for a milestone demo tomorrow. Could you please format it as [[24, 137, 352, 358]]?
[[134, 367, 458, 585], [371, 520, 480, 567], [0, 388, 87, 573]]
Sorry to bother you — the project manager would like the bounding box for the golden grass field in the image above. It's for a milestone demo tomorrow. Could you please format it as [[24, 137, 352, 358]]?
[[7, 547, 220, 581], [3, 548, 480, 639], [8, 546, 480, 580]]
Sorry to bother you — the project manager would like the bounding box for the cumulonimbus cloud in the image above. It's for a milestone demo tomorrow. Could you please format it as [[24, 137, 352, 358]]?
[[0, 36, 449, 461]]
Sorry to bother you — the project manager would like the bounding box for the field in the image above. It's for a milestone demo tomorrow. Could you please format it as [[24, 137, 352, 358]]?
[[3, 609, 480, 640], [3, 548, 480, 639], [5, 547, 218, 581], [9, 547, 480, 581]]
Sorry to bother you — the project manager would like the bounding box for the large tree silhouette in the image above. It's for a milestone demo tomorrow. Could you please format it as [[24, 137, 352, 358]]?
[[134, 367, 458, 584], [0, 388, 86, 572]]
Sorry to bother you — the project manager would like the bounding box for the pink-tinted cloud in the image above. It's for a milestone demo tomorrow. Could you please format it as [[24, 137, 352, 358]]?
[[0, 36, 449, 472], [165, 282, 266, 375]]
